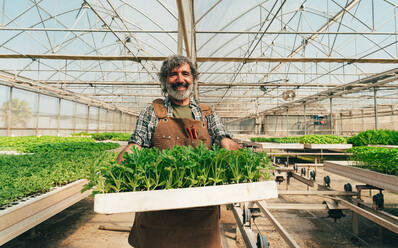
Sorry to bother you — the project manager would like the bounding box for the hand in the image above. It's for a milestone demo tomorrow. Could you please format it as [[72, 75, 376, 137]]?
[[117, 143, 141, 164], [220, 137, 241, 151]]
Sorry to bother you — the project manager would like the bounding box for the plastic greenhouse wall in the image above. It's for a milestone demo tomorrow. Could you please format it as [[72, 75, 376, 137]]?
[[225, 110, 398, 136], [0, 84, 137, 136]]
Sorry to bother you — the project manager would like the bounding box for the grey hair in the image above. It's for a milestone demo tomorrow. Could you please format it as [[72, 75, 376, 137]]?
[[158, 55, 198, 96]]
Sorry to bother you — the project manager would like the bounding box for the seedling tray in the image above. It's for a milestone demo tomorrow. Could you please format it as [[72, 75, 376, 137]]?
[[304, 144, 352, 150], [94, 181, 278, 214]]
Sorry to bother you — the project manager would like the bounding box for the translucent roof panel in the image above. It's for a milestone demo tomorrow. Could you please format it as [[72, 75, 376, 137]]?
[[0, 0, 397, 118]]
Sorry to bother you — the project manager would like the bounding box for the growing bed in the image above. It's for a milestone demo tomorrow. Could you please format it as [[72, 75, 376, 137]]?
[[0, 136, 119, 245], [368, 145, 398, 149], [0, 150, 117, 207], [251, 135, 350, 150], [0, 180, 91, 246]]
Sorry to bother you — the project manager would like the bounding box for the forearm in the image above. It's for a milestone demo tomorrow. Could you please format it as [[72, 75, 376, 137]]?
[[117, 143, 141, 164], [220, 137, 240, 151]]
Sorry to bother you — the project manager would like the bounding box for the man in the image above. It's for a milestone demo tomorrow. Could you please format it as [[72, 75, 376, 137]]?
[[117, 55, 240, 248]]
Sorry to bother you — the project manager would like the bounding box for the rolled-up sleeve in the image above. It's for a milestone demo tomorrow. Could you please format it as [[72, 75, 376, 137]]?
[[206, 111, 232, 144], [128, 105, 155, 147]]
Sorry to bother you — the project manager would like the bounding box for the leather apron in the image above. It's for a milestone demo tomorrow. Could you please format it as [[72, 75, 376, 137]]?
[[128, 99, 221, 248]]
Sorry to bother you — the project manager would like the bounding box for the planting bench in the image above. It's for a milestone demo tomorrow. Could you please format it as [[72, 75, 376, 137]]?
[[0, 179, 91, 246], [324, 161, 398, 193]]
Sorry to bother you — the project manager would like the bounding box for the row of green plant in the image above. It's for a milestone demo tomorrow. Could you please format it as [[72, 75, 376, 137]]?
[[347, 129, 398, 146], [24, 142, 120, 153], [348, 146, 398, 176], [0, 151, 116, 207], [71, 132, 131, 141], [250, 136, 301, 143], [0, 136, 95, 152], [84, 143, 274, 195], [250, 135, 347, 144], [300, 135, 347, 144]]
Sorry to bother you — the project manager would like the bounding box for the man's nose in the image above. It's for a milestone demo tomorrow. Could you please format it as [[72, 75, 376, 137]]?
[[176, 72, 184, 82]]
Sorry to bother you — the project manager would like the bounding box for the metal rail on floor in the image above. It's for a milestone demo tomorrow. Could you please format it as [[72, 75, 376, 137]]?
[[230, 204, 258, 248], [256, 201, 301, 248]]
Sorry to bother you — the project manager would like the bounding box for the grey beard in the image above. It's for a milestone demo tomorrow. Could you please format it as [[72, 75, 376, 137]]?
[[166, 83, 193, 100]]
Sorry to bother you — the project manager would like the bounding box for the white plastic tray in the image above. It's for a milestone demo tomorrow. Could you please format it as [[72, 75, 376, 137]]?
[[94, 181, 278, 214], [304, 144, 352, 150], [260, 142, 304, 149]]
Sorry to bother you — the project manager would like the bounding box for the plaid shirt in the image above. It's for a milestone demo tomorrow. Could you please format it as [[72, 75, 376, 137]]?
[[129, 96, 232, 148]]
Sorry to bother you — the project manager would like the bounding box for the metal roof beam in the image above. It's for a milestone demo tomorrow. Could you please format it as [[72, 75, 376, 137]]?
[[3, 69, 376, 76], [3, 54, 398, 63], [176, 0, 191, 57], [84, 1, 156, 81], [41, 80, 398, 88], [260, 68, 398, 115], [3, 27, 398, 36], [258, 0, 361, 82], [227, 67, 398, 122]]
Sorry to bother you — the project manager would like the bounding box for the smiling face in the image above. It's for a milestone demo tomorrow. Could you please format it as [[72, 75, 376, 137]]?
[[166, 63, 194, 102]]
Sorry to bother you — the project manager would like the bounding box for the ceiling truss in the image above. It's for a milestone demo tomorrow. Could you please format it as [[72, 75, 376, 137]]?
[[0, 0, 398, 120]]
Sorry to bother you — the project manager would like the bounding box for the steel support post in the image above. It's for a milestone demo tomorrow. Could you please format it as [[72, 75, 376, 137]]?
[[35, 94, 40, 136], [350, 111, 354, 135], [97, 108, 100, 133], [176, 0, 191, 57], [127, 115, 131, 132], [57, 98, 61, 136], [86, 105, 90, 133], [105, 110, 109, 132], [339, 113, 343, 135], [177, 19, 183, 54], [190, 0, 199, 100], [115, 110, 118, 132], [285, 108, 289, 136], [304, 104, 307, 135], [352, 212, 359, 235], [373, 87, 378, 130], [120, 111, 123, 132], [72, 102, 77, 134], [7, 87, 12, 136], [361, 109, 364, 131], [329, 98, 333, 134]]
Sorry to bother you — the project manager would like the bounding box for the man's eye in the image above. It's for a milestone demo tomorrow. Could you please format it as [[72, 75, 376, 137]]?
[[169, 72, 177, 77], [182, 72, 191, 76]]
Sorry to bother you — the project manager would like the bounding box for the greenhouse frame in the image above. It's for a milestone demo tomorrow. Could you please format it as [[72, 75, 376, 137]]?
[[0, 0, 397, 136], [1, 1, 398, 247]]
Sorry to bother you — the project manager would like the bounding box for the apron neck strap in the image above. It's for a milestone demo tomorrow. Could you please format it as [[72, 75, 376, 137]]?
[[153, 98, 168, 119]]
